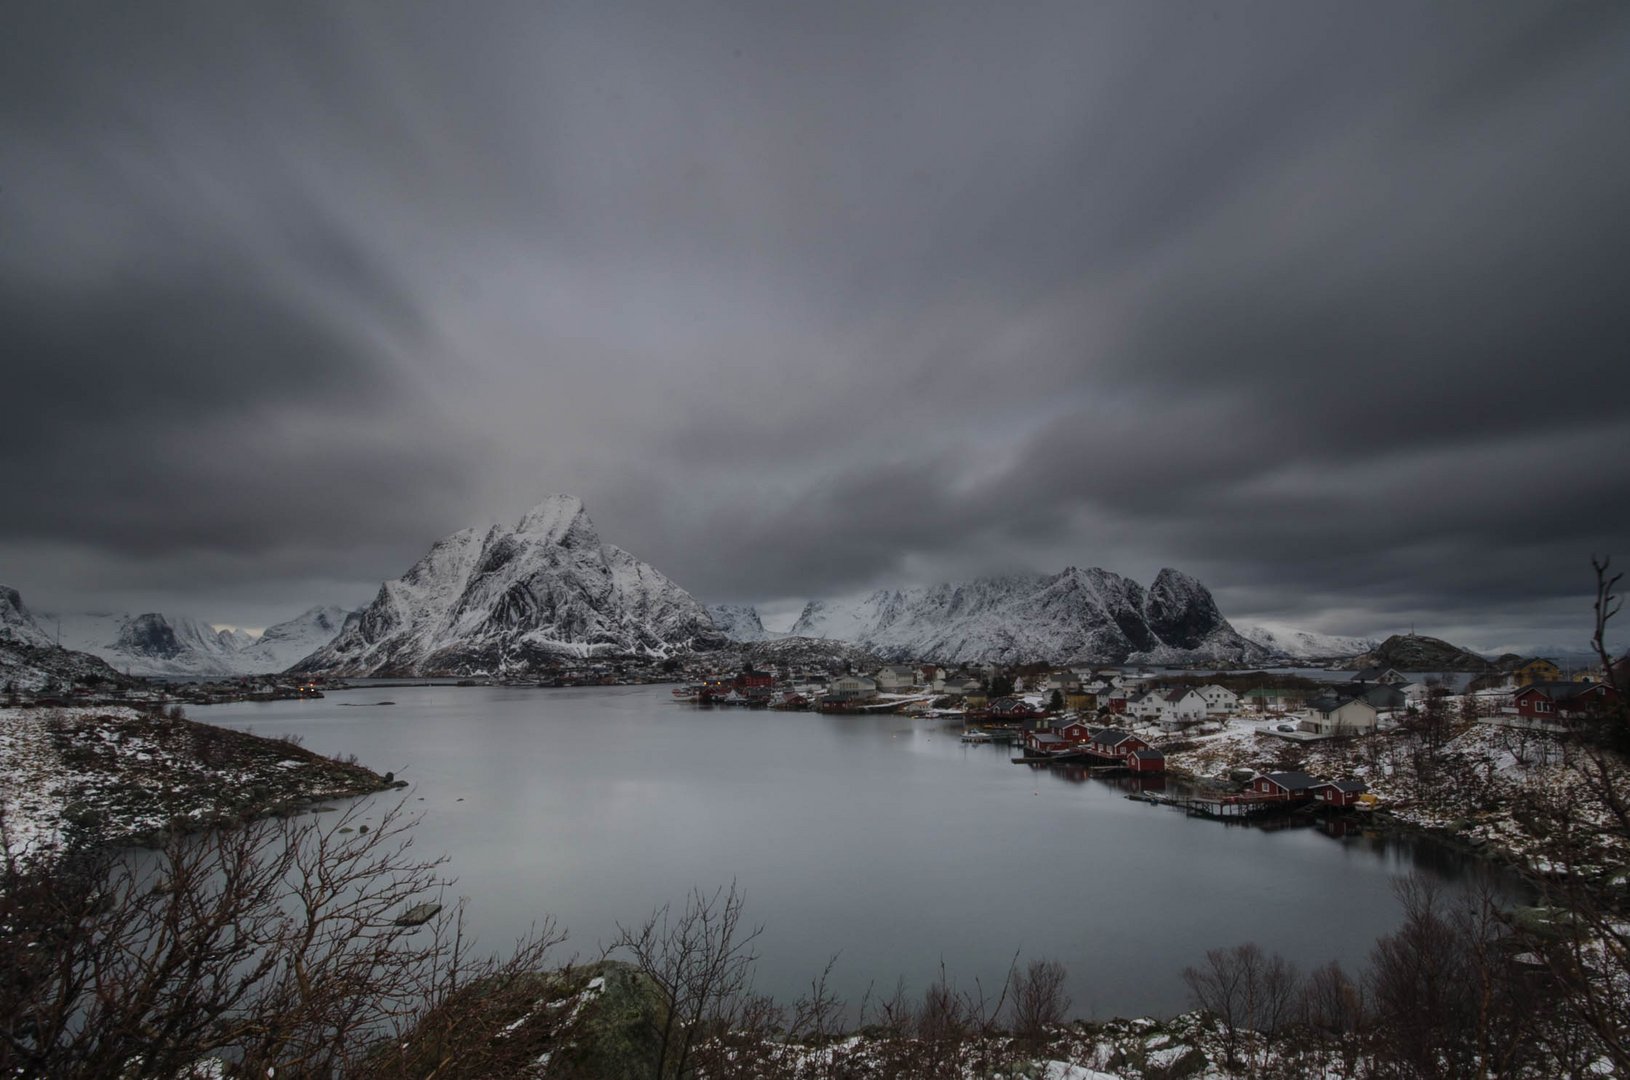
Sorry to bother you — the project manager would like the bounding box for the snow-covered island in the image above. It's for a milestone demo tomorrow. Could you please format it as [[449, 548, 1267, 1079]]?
[[0, 705, 401, 867]]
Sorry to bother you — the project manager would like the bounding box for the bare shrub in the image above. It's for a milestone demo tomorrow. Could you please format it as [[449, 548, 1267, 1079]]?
[[1008, 957, 1071, 1045]]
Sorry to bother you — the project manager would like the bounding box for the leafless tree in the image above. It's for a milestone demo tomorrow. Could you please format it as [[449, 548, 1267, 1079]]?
[[1182, 941, 1299, 1071], [0, 799, 565, 1078], [1522, 557, 1630, 1074], [606, 881, 763, 1080]]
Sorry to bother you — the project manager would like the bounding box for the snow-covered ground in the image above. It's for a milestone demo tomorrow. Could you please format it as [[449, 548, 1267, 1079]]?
[[0, 706, 391, 867], [1151, 703, 1629, 872]]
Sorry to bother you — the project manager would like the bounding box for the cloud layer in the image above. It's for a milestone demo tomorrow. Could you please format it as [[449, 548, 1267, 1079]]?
[[4, 1, 1628, 649]]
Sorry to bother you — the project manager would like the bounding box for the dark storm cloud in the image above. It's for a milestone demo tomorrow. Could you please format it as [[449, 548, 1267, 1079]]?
[[3, 0, 1628, 649]]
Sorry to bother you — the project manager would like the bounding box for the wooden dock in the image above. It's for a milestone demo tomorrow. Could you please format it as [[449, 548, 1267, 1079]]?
[[1126, 790, 1314, 820]]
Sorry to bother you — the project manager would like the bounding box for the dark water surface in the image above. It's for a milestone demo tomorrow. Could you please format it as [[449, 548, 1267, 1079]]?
[[202, 684, 1520, 1019]]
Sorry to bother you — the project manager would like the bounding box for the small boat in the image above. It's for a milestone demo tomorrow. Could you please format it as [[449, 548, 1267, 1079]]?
[[961, 729, 993, 743]]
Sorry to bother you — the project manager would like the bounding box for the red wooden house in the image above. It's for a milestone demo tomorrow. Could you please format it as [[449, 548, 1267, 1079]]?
[[1057, 719, 1096, 744], [1024, 732, 1071, 754], [1513, 681, 1617, 720], [1250, 771, 1319, 800], [1128, 749, 1166, 773], [1089, 728, 1151, 758], [990, 696, 1041, 720], [1311, 779, 1367, 807]]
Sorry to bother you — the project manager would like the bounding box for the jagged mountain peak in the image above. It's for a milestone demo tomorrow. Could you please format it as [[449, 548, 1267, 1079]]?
[[295, 496, 721, 676], [1143, 568, 1225, 650], [707, 603, 781, 643], [514, 494, 595, 545]]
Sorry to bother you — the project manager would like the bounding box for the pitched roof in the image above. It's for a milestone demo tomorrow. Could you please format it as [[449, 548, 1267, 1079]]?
[[1091, 728, 1138, 746], [1517, 681, 1609, 702], [1315, 779, 1368, 794], [1131, 749, 1165, 760], [1261, 770, 1319, 791]]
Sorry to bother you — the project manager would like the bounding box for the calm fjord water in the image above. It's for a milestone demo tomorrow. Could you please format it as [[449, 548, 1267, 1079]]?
[[204, 684, 1515, 1019]]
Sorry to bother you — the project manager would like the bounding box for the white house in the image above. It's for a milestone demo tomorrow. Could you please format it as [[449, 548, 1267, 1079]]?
[[1195, 684, 1239, 715], [874, 665, 918, 694], [1040, 671, 1082, 693], [829, 675, 878, 701], [1160, 689, 1209, 726], [1299, 696, 1378, 736], [1126, 688, 1166, 720]]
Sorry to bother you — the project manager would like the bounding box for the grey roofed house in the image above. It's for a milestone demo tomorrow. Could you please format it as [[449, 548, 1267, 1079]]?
[[1317, 779, 1368, 794], [1090, 728, 1138, 747], [1348, 683, 1407, 710], [1260, 771, 1320, 792]]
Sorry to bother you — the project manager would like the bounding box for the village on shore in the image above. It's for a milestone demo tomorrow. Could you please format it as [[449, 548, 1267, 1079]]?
[[667, 651, 1625, 870]]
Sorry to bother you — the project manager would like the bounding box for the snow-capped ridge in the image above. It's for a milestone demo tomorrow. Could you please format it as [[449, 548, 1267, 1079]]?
[[1237, 623, 1378, 660], [790, 568, 1264, 665]]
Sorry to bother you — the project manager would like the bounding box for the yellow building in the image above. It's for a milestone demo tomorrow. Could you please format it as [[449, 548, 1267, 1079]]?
[[1515, 658, 1561, 686]]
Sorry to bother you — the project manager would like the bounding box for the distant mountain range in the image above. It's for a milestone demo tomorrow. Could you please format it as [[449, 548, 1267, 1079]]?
[[779, 567, 1268, 666], [293, 496, 723, 676], [7, 494, 1436, 677], [34, 606, 357, 678]]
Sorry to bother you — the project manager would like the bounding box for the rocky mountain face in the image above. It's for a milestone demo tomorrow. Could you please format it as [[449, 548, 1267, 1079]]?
[[1350, 633, 1494, 672], [1, 586, 54, 649], [788, 567, 1266, 665], [706, 604, 775, 643], [294, 496, 724, 676], [0, 586, 133, 693], [1237, 623, 1378, 661]]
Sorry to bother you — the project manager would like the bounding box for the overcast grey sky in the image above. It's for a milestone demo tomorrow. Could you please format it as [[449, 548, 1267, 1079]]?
[[3, 1, 1628, 652]]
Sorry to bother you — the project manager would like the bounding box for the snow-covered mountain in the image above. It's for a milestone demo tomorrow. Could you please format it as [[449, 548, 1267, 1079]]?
[[706, 604, 777, 643], [50, 611, 250, 677], [234, 606, 355, 674], [788, 567, 1266, 665], [0, 586, 133, 692], [294, 496, 724, 676], [1237, 623, 1378, 661]]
